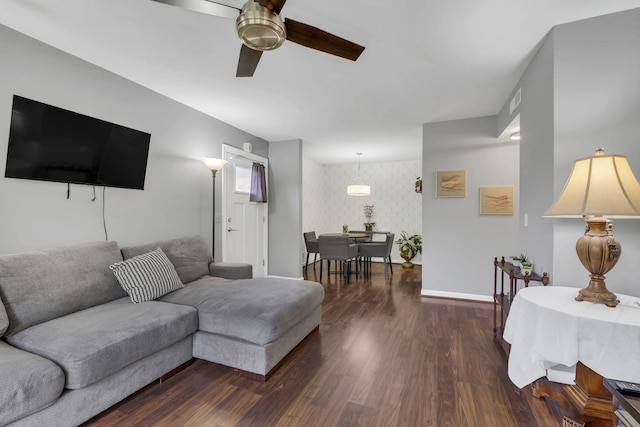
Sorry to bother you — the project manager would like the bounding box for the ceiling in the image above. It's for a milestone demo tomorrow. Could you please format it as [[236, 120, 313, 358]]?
[[1, 0, 639, 164]]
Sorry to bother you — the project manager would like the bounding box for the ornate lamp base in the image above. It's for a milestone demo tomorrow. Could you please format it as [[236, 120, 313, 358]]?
[[575, 216, 620, 308], [575, 283, 619, 307]]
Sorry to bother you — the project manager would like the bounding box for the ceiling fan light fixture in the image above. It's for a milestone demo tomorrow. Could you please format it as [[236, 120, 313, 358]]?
[[236, 1, 286, 51]]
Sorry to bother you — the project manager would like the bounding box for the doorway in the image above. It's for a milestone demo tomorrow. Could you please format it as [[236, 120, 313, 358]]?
[[221, 144, 268, 277]]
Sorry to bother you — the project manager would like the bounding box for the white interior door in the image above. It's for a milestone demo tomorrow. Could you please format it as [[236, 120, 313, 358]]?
[[222, 145, 268, 277]]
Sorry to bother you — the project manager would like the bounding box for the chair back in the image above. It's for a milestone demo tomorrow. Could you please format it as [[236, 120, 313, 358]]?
[[318, 235, 357, 260], [384, 233, 395, 256], [304, 232, 319, 253]]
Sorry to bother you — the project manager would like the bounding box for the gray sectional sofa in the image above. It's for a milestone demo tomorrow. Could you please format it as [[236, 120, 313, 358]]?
[[0, 235, 324, 427]]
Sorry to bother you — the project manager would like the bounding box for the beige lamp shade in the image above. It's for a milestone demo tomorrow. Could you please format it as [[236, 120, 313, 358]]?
[[543, 149, 640, 218], [201, 158, 228, 171]]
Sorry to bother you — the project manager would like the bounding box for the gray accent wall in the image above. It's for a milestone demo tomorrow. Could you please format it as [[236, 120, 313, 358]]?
[[476, 8, 640, 298], [422, 116, 520, 298], [551, 9, 640, 295], [500, 31, 556, 277], [268, 139, 303, 278], [0, 24, 265, 254]]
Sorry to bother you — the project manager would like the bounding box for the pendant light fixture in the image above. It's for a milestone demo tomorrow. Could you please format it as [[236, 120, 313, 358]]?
[[347, 152, 371, 196]]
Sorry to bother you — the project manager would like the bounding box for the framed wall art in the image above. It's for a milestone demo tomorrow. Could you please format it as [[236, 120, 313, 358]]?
[[479, 186, 514, 215], [435, 170, 466, 198]]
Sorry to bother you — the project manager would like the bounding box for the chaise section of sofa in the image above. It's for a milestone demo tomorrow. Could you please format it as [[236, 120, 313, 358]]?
[[121, 235, 325, 380]]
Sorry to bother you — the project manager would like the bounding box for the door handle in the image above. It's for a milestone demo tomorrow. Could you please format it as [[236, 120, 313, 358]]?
[[227, 227, 238, 232]]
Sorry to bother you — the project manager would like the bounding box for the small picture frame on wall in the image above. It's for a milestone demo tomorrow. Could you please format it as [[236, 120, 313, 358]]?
[[435, 170, 466, 198], [480, 186, 514, 215]]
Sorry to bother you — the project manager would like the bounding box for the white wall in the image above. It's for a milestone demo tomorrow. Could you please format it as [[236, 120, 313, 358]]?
[[551, 9, 640, 296], [302, 158, 422, 265], [422, 116, 520, 299], [0, 24, 265, 254], [302, 155, 324, 239]]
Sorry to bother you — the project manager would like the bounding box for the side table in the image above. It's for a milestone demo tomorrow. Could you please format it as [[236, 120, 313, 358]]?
[[504, 286, 640, 426]]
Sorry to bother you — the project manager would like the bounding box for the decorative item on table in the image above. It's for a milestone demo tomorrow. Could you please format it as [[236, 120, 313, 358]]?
[[415, 177, 422, 194], [543, 148, 640, 307], [395, 231, 422, 268], [363, 204, 376, 231], [342, 224, 349, 234], [509, 253, 528, 269]]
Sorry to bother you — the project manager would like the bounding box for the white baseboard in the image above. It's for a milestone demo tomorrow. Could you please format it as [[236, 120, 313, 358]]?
[[420, 289, 493, 303]]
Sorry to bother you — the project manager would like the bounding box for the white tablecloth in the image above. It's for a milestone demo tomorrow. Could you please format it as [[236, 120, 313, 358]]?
[[503, 286, 640, 388]]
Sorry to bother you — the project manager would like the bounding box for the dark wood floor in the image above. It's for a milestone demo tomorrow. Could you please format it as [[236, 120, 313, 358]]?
[[84, 261, 564, 427]]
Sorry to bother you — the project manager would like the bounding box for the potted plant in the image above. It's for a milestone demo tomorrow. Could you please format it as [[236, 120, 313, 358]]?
[[509, 253, 528, 269], [395, 232, 422, 268], [363, 204, 376, 231], [510, 254, 533, 275]]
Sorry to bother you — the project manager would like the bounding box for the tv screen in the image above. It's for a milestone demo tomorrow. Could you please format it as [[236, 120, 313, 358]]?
[[4, 95, 151, 190]]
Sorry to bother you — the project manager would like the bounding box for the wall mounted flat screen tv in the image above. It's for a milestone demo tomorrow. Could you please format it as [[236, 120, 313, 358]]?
[[4, 95, 151, 190]]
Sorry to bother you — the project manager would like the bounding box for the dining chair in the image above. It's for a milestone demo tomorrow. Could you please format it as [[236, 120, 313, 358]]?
[[358, 232, 395, 277], [303, 232, 320, 272], [318, 235, 359, 282]]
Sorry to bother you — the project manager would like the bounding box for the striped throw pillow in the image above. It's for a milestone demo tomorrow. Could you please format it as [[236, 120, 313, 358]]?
[[110, 247, 184, 303]]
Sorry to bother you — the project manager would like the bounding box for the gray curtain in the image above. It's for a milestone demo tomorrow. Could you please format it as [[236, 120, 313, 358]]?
[[250, 162, 267, 203]]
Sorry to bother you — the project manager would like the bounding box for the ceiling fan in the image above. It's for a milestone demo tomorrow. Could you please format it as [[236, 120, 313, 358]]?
[[151, 0, 365, 77]]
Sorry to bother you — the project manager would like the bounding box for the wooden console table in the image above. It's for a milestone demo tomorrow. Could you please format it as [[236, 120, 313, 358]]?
[[504, 286, 640, 426], [492, 256, 549, 355]]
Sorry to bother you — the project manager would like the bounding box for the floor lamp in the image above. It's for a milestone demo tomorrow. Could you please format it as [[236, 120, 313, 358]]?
[[201, 158, 228, 259]]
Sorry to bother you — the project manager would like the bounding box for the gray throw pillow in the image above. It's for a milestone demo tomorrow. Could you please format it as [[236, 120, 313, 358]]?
[[110, 247, 184, 304]]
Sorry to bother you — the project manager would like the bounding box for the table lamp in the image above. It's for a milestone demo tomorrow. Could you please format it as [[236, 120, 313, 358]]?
[[543, 149, 640, 307]]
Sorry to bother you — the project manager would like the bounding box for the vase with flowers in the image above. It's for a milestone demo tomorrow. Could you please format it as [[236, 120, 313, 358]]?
[[363, 204, 376, 231]]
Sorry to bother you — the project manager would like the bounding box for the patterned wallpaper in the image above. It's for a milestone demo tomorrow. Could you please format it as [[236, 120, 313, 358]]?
[[303, 157, 423, 265]]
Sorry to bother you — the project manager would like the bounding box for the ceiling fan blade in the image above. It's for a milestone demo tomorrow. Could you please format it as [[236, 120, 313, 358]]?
[[255, 0, 287, 14], [284, 19, 365, 61], [151, 0, 240, 20], [236, 44, 263, 77]]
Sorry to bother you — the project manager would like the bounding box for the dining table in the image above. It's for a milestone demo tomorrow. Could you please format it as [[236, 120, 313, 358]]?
[[319, 232, 370, 243]]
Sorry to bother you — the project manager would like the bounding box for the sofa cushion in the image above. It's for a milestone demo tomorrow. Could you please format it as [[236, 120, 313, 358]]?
[[0, 340, 65, 426], [159, 276, 325, 345], [5, 297, 198, 389], [0, 294, 8, 337], [0, 241, 126, 337], [120, 235, 211, 284], [110, 247, 184, 303]]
